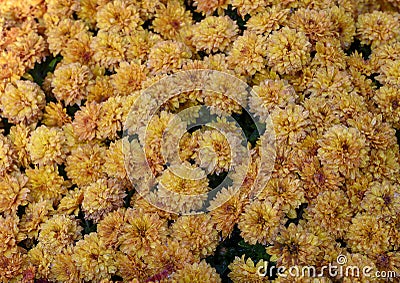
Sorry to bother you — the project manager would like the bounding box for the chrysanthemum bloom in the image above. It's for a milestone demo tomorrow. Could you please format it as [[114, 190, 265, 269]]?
[[266, 223, 322, 267], [72, 232, 117, 282], [209, 187, 246, 238], [250, 79, 296, 121], [0, 51, 24, 92], [171, 260, 222, 283], [37, 215, 82, 255], [25, 165, 68, 204], [125, 30, 161, 62], [49, 246, 81, 283], [377, 59, 400, 88], [302, 97, 339, 134], [330, 91, 368, 123], [0, 171, 29, 215], [246, 6, 289, 35], [305, 189, 353, 238], [0, 80, 45, 124], [119, 208, 168, 258], [65, 143, 106, 187], [111, 61, 147, 96], [228, 255, 269, 283], [373, 86, 400, 129], [195, 129, 234, 175], [257, 175, 305, 218], [114, 251, 151, 281], [62, 31, 94, 66], [19, 200, 54, 240], [345, 213, 391, 256], [0, 249, 25, 282], [82, 178, 126, 223], [361, 180, 400, 219], [171, 214, 219, 259], [0, 134, 17, 177], [8, 124, 31, 168], [45, 18, 88, 56], [347, 51, 373, 76], [147, 40, 192, 74], [45, 0, 80, 18], [317, 125, 369, 179], [367, 147, 400, 182], [270, 104, 310, 146], [90, 31, 127, 71], [193, 0, 229, 15], [97, 208, 126, 249], [103, 139, 128, 181], [57, 187, 84, 216], [27, 242, 52, 279], [344, 175, 371, 214], [307, 66, 353, 98], [227, 31, 267, 76], [231, 0, 271, 17], [311, 38, 347, 69], [145, 238, 195, 277], [152, 0, 192, 40], [27, 125, 67, 166], [356, 11, 400, 49], [86, 75, 114, 103], [370, 42, 400, 72], [0, 213, 19, 257], [191, 16, 238, 54], [238, 200, 285, 245], [266, 27, 311, 75], [295, 156, 343, 200], [288, 8, 337, 45], [42, 102, 72, 127], [51, 62, 93, 106], [72, 101, 102, 141], [96, 0, 142, 34]]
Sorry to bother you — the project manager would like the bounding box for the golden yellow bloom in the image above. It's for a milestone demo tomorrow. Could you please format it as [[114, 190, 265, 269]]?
[[356, 11, 400, 49], [330, 6, 356, 49], [0, 171, 29, 215], [0, 249, 25, 283], [51, 62, 93, 106], [266, 27, 311, 75], [25, 165, 68, 204], [37, 215, 82, 255], [0, 134, 17, 177], [65, 143, 106, 187], [62, 31, 94, 66], [72, 101, 102, 142], [317, 125, 369, 179], [231, 0, 271, 16], [228, 31, 267, 76], [193, 0, 229, 15], [27, 243, 51, 279], [373, 85, 400, 129], [82, 178, 126, 223], [152, 0, 192, 40], [0, 51, 25, 92], [171, 214, 219, 259], [311, 38, 347, 69], [27, 125, 67, 166], [8, 124, 31, 168], [49, 246, 81, 283], [103, 138, 128, 181], [246, 6, 289, 35], [46, 0, 80, 19], [125, 30, 161, 61], [97, 208, 126, 249], [19, 200, 54, 240], [0, 213, 19, 257], [191, 16, 238, 54], [111, 61, 147, 96], [171, 260, 222, 283], [96, 0, 142, 34], [119, 208, 168, 258], [345, 213, 391, 256], [57, 187, 83, 216], [148, 40, 192, 74], [308, 66, 353, 98], [86, 75, 114, 103], [336, 253, 376, 283], [0, 80, 45, 125], [367, 147, 400, 182], [258, 174, 305, 218], [238, 200, 285, 245], [228, 255, 269, 283], [370, 41, 400, 72], [42, 102, 72, 127], [72, 232, 117, 282]]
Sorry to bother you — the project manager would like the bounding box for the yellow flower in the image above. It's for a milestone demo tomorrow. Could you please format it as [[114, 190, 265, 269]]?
[[72, 101, 102, 142], [0, 171, 29, 215], [42, 102, 72, 127], [171, 260, 222, 283], [111, 61, 147, 96], [19, 200, 54, 240], [246, 6, 289, 35], [0, 80, 45, 125], [228, 255, 269, 283], [193, 0, 229, 15], [373, 85, 400, 129], [8, 124, 32, 168]]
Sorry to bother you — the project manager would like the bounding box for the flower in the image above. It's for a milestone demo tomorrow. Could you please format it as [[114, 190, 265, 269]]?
[[373, 85, 400, 128], [238, 200, 285, 245], [0, 80, 45, 125], [48, 246, 80, 283], [317, 125, 369, 179], [152, 0, 192, 40], [51, 62, 93, 106], [72, 101, 102, 141], [42, 102, 72, 127], [57, 187, 84, 216], [27, 125, 67, 166], [246, 6, 289, 35], [171, 214, 219, 259], [356, 11, 400, 49], [193, 0, 229, 15], [266, 27, 311, 75], [8, 124, 31, 168], [0, 171, 29, 215], [171, 260, 222, 283], [82, 178, 126, 223], [111, 61, 147, 96], [97, 208, 126, 249], [231, 0, 270, 16], [227, 31, 267, 76], [72, 232, 117, 282], [376, 59, 400, 88], [62, 31, 94, 66], [228, 255, 269, 283], [19, 200, 54, 240], [191, 16, 238, 54], [0, 213, 19, 257]]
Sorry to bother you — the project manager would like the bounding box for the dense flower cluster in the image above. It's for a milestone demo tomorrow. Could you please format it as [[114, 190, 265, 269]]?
[[0, 0, 399, 282]]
